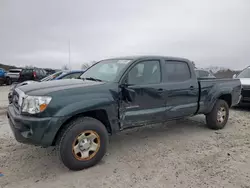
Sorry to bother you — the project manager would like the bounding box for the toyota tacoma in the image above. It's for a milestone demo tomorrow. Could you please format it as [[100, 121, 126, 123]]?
[[7, 56, 242, 170]]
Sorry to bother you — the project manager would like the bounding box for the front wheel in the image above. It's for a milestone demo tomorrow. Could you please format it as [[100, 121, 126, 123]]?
[[56, 117, 109, 171], [206, 99, 229, 130]]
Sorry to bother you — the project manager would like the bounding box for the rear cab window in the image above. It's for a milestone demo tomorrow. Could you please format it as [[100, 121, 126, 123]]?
[[9, 69, 21, 73], [21, 69, 33, 75], [164, 60, 191, 82]]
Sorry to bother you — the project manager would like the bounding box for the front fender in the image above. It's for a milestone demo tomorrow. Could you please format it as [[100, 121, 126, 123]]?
[[54, 97, 115, 117], [42, 97, 119, 146]]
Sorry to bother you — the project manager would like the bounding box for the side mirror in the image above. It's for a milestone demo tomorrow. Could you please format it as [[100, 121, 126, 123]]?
[[233, 74, 237, 79], [119, 83, 136, 102]]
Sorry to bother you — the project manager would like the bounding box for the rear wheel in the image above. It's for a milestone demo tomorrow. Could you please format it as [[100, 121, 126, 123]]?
[[56, 117, 109, 171], [206, 99, 229, 130]]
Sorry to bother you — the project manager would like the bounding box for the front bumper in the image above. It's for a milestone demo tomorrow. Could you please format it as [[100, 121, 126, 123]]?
[[7, 105, 63, 147]]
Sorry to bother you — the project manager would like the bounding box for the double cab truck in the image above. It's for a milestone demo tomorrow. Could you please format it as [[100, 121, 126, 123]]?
[[7, 56, 242, 171]]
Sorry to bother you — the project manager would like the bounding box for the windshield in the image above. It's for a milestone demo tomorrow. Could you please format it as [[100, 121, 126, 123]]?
[[80, 59, 131, 82], [237, 67, 250, 78]]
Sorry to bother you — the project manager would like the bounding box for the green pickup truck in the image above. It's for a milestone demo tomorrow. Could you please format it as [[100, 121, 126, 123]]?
[[7, 56, 242, 170]]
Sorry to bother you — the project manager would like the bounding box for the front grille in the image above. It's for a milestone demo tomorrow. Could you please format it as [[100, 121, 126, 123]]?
[[242, 85, 250, 90], [242, 89, 250, 97]]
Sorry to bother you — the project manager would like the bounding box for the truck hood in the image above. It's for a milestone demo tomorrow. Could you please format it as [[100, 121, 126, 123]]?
[[239, 78, 250, 86], [18, 79, 105, 96]]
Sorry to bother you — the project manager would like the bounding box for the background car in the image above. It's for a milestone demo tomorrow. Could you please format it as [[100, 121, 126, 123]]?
[[54, 70, 85, 80], [18, 68, 47, 82], [195, 68, 216, 79], [233, 66, 250, 104], [5, 68, 22, 85], [0, 68, 7, 85]]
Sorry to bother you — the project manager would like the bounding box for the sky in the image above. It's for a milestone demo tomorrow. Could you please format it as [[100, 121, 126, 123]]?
[[0, 0, 250, 70]]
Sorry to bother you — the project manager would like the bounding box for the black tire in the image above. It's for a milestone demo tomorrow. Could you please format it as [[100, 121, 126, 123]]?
[[206, 99, 229, 130], [6, 77, 12, 85], [56, 117, 109, 171]]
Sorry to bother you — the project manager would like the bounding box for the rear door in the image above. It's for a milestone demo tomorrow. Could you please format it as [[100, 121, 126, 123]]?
[[120, 59, 166, 128], [162, 60, 199, 118]]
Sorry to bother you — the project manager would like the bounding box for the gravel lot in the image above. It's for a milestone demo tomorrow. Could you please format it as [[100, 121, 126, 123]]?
[[0, 86, 9, 110], [0, 85, 250, 188]]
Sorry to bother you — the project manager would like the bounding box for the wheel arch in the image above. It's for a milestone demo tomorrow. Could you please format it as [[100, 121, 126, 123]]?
[[218, 93, 232, 107], [52, 109, 112, 146]]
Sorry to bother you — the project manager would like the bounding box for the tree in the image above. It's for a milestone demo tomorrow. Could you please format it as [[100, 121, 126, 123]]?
[[191, 61, 196, 68], [81, 63, 89, 70], [81, 61, 96, 70], [90, 61, 97, 65]]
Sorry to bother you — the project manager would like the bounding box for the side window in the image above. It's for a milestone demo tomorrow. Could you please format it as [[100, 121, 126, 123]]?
[[40, 70, 44, 76], [22, 69, 32, 75], [43, 70, 47, 76], [127, 60, 161, 85], [37, 69, 42, 76], [165, 61, 191, 82]]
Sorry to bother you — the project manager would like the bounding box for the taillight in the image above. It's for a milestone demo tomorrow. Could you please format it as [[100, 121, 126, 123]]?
[[33, 71, 37, 78]]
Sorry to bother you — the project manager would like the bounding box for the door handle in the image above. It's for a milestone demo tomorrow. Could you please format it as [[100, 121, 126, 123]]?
[[190, 86, 194, 90]]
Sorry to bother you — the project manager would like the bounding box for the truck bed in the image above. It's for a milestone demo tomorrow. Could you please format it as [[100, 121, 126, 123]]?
[[197, 78, 241, 114]]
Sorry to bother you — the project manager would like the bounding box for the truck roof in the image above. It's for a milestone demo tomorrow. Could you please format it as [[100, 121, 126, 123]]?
[[105, 55, 191, 62]]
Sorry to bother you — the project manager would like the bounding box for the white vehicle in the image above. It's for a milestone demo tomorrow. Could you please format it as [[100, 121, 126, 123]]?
[[5, 68, 22, 85], [233, 66, 250, 104]]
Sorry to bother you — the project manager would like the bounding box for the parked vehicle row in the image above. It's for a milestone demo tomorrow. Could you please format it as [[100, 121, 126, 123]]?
[[194, 68, 216, 79], [8, 70, 85, 103], [1, 66, 215, 86], [0, 67, 51, 85], [6, 56, 242, 171]]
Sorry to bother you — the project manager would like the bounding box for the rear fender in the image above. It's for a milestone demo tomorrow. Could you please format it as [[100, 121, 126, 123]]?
[[204, 87, 232, 114]]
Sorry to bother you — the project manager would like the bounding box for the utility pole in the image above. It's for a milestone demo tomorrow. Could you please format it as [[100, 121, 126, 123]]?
[[68, 39, 71, 70]]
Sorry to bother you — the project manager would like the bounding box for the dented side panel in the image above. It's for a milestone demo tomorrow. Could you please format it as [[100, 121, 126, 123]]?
[[119, 84, 166, 129]]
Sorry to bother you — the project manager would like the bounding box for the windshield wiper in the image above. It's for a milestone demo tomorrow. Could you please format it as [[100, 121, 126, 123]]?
[[83, 77, 103, 82]]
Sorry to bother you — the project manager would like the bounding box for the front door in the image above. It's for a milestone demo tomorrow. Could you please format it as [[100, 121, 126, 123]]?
[[119, 59, 166, 129]]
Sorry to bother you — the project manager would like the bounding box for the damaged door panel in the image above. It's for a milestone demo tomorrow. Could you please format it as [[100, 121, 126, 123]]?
[[119, 59, 166, 129]]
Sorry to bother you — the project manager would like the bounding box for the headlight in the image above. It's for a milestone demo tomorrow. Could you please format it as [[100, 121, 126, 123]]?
[[22, 96, 52, 114]]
